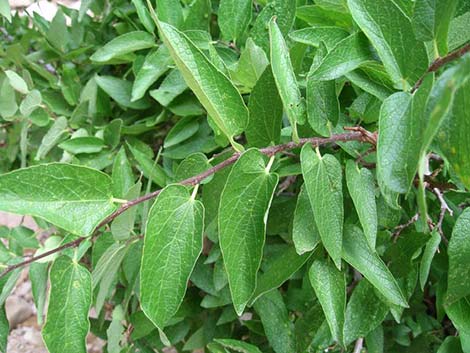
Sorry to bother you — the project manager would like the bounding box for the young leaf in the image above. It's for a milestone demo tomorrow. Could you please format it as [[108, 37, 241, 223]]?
[[246, 66, 283, 147], [149, 69, 187, 106], [42, 256, 92, 353], [269, 18, 306, 142], [345, 160, 377, 249], [141, 185, 204, 328], [309, 259, 346, 344], [19, 89, 42, 117], [347, 0, 428, 86], [131, 46, 172, 102], [412, 0, 459, 56], [29, 262, 48, 325], [343, 280, 389, 345], [419, 230, 441, 291], [90, 31, 156, 63], [293, 185, 321, 255], [58, 136, 105, 154], [111, 182, 141, 241], [156, 20, 249, 150], [0, 78, 18, 119], [253, 290, 296, 353], [4, 70, 29, 94], [309, 32, 374, 81], [230, 38, 269, 90], [301, 145, 343, 269], [219, 149, 279, 315], [447, 208, 470, 304], [218, 0, 252, 41], [342, 225, 408, 307], [0, 164, 117, 236], [112, 147, 135, 198], [0, 0, 11, 22]]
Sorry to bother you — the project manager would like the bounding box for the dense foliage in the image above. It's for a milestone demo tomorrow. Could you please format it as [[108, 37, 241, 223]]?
[[1, 0, 470, 352]]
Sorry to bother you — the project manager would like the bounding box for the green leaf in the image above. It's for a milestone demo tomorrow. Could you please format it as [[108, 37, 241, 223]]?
[[301, 145, 343, 269], [95, 75, 150, 110], [0, 0, 11, 22], [93, 242, 128, 313], [342, 225, 408, 307], [132, 46, 172, 102], [150, 69, 186, 106], [42, 256, 92, 353], [30, 262, 49, 325], [343, 280, 389, 345], [419, 230, 441, 291], [296, 5, 354, 29], [112, 148, 134, 198], [141, 184, 204, 328], [219, 149, 278, 315], [230, 38, 269, 90], [35, 117, 68, 159], [4, 70, 29, 94], [252, 246, 312, 303], [131, 0, 156, 33], [292, 185, 321, 255], [127, 143, 166, 187], [218, 0, 252, 41], [269, 18, 306, 142], [250, 0, 296, 53], [345, 160, 377, 249], [437, 78, 470, 189], [175, 152, 212, 183], [246, 66, 283, 147], [253, 290, 296, 353], [91, 31, 155, 63], [307, 43, 339, 136], [156, 20, 249, 150], [0, 78, 18, 119], [111, 182, 141, 241], [446, 297, 470, 352], [309, 258, 346, 344], [347, 0, 428, 86], [214, 338, 262, 353], [0, 163, 117, 236], [377, 74, 433, 194], [289, 26, 349, 49], [46, 10, 69, 52], [183, 0, 212, 31], [0, 305, 7, 353], [309, 32, 374, 81], [107, 305, 125, 353], [447, 208, 470, 304], [58, 137, 105, 154], [19, 89, 42, 117], [156, 0, 184, 27], [412, 0, 458, 56]]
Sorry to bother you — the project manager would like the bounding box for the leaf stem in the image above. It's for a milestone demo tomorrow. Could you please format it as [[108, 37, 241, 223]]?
[[0, 130, 374, 279]]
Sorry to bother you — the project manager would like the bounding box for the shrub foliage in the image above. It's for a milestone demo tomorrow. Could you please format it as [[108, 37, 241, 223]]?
[[1, 0, 470, 352]]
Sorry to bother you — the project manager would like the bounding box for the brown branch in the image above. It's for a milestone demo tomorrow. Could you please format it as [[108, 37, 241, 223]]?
[[411, 42, 470, 93], [0, 130, 373, 279]]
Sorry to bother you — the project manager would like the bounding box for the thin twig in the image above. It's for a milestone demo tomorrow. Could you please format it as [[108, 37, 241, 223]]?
[[393, 213, 419, 240], [411, 42, 470, 93], [276, 176, 297, 195], [0, 130, 374, 279], [433, 187, 452, 244]]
